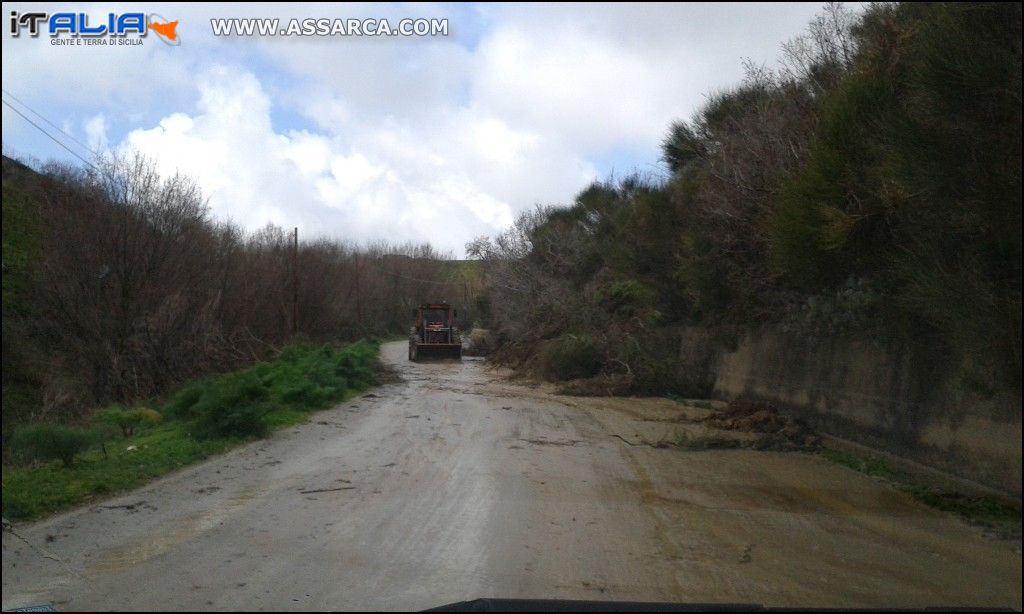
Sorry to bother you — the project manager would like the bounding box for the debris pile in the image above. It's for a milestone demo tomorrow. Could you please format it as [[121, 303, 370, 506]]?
[[694, 400, 821, 451], [557, 373, 634, 397]]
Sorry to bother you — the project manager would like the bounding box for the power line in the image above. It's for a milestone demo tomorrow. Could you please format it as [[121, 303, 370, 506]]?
[[1, 98, 99, 172], [2, 88, 99, 157]]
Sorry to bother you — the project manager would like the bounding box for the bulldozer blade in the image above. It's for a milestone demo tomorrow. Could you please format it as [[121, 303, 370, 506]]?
[[412, 343, 462, 361]]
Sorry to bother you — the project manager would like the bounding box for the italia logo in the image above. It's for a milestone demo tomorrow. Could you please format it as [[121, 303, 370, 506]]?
[[9, 11, 180, 45]]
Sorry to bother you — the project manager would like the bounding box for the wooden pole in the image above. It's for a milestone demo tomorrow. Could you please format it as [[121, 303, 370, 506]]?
[[291, 227, 298, 337], [354, 252, 362, 324]]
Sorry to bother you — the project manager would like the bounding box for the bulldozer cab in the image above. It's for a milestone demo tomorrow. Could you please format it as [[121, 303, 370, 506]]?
[[409, 302, 462, 361], [422, 307, 448, 326]]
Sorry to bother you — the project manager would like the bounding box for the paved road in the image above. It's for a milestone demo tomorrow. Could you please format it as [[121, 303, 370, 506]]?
[[3, 341, 1021, 610]]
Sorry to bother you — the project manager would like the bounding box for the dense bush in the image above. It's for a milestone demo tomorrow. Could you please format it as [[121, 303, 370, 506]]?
[[533, 335, 604, 382], [471, 3, 1021, 397], [9, 423, 97, 467], [769, 2, 1021, 387], [186, 371, 270, 438]]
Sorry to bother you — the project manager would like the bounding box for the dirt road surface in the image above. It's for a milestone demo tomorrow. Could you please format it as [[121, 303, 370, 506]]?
[[3, 341, 1021, 610]]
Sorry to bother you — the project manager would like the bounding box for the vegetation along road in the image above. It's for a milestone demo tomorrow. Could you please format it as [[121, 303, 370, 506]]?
[[2, 342, 1020, 610]]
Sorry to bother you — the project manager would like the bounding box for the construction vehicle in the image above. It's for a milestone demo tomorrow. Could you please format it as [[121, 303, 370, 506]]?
[[409, 302, 462, 361]]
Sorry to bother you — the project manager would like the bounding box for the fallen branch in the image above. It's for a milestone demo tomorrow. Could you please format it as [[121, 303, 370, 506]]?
[[299, 487, 355, 495], [610, 433, 641, 447], [100, 501, 146, 510]]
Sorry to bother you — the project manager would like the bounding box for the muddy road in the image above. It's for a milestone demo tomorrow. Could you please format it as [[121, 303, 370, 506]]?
[[3, 341, 1021, 610]]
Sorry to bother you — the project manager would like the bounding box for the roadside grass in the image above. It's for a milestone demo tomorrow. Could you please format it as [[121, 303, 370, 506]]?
[[820, 447, 1022, 539], [2, 423, 238, 519], [2, 340, 380, 521]]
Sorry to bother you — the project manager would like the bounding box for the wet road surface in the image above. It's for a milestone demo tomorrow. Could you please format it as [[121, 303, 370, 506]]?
[[3, 341, 1021, 610]]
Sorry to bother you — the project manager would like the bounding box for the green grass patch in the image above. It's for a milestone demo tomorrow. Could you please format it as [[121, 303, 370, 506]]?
[[2, 340, 380, 521], [820, 447, 905, 481], [820, 447, 1021, 538], [2, 423, 237, 519], [261, 408, 311, 430]]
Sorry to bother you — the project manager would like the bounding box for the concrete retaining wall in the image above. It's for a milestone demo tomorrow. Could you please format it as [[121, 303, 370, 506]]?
[[708, 329, 1022, 496]]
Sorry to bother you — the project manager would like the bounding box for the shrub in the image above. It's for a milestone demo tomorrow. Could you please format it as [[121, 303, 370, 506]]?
[[187, 371, 271, 439], [535, 335, 603, 381], [95, 405, 162, 438], [599, 280, 659, 319], [9, 423, 96, 467], [163, 382, 208, 420], [194, 399, 271, 439], [796, 277, 879, 336]]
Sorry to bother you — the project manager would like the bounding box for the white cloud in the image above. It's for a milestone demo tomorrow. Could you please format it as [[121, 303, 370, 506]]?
[[4, 3, 843, 254], [473, 26, 670, 150], [83, 114, 108, 151], [122, 65, 591, 253]]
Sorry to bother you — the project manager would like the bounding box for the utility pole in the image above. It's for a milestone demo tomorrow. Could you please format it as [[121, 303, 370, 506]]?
[[354, 252, 362, 325], [291, 227, 298, 337]]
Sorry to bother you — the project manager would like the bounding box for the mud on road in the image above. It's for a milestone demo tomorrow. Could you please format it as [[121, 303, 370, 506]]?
[[3, 341, 1021, 610]]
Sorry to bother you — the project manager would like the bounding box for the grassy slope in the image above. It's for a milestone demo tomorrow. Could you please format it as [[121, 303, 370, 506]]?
[[2, 424, 237, 519], [2, 340, 380, 521]]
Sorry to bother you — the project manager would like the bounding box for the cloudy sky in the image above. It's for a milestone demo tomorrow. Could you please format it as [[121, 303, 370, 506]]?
[[2, 2, 840, 254]]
